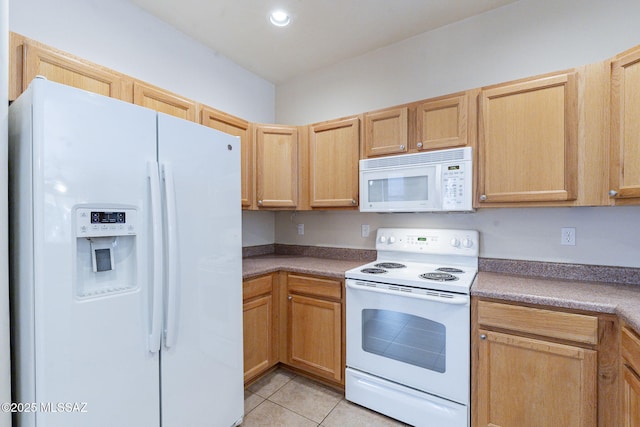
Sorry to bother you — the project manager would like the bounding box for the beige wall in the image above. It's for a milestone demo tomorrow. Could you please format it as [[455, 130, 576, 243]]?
[[275, 207, 640, 268]]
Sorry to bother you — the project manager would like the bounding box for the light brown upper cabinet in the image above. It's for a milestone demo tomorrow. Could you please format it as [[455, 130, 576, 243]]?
[[363, 107, 409, 157], [201, 107, 252, 209], [610, 46, 640, 205], [10, 33, 132, 102], [416, 92, 472, 151], [478, 72, 579, 204], [308, 116, 360, 208], [255, 125, 299, 209], [133, 81, 197, 122]]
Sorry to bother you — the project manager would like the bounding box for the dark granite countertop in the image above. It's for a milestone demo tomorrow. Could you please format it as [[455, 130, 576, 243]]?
[[472, 271, 640, 332], [243, 254, 364, 280]]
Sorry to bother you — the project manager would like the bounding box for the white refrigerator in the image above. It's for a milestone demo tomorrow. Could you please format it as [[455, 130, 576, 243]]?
[[9, 78, 244, 427]]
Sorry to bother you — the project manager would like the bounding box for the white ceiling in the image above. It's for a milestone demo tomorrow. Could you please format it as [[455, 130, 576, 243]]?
[[130, 0, 519, 84]]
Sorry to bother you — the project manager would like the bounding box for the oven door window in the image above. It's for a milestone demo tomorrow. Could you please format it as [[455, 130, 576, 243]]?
[[362, 309, 445, 373]]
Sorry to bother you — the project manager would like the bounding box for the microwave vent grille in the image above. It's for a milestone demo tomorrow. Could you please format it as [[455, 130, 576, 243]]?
[[361, 147, 469, 170]]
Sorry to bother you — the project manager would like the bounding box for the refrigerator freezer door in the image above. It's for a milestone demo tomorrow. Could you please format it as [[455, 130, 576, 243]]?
[[10, 79, 161, 426], [157, 113, 244, 427]]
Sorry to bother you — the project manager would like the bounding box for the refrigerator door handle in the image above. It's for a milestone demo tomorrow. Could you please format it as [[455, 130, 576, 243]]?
[[162, 163, 179, 348], [148, 161, 163, 353]]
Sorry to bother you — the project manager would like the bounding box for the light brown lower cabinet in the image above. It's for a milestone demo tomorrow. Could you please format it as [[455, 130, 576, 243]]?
[[473, 299, 618, 427], [286, 274, 344, 384], [476, 329, 597, 427], [243, 274, 277, 383], [622, 324, 640, 426], [242, 272, 345, 387]]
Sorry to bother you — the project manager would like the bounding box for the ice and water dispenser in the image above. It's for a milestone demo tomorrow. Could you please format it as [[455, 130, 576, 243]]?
[[75, 207, 138, 298]]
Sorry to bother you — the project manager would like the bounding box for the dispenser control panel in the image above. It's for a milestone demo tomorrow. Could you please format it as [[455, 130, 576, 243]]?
[[76, 208, 137, 237]]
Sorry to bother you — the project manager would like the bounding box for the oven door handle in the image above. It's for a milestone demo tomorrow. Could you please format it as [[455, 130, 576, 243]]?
[[346, 281, 469, 305]]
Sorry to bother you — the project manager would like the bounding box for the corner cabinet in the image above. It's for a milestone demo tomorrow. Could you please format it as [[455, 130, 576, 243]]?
[[363, 107, 409, 157], [243, 274, 278, 384], [308, 116, 360, 208], [610, 46, 640, 205], [621, 324, 640, 426], [286, 273, 344, 385], [254, 125, 299, 209], [201, 107, 253, 209], [477, 72, 579, 204], [473, 300, 619, 427]]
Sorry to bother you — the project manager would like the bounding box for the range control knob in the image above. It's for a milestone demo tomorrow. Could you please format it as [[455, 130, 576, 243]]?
[[379, 235, 387, 243], [450, 238, 461, 248], [462, 238, 474, 248], [388, 236, 396, 244]]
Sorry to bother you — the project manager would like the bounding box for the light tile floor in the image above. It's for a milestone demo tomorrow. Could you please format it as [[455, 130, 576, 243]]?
[[242, 368, 410, 427]]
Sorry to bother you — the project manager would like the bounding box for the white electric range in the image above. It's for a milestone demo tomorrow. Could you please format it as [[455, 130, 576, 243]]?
[[345, 228, 479, 427]]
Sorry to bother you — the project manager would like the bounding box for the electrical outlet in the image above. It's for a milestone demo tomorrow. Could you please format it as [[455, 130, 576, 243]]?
[[297, 224, 304, 235], [361, 224, 370, 238], [561, 227, 576, 246]]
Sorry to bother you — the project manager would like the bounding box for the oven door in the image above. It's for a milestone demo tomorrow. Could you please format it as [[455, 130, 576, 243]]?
[[346, 279, 470, 405]]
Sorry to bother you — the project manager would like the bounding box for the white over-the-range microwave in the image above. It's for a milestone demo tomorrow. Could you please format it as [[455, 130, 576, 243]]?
[[359, 147, 473, 213]]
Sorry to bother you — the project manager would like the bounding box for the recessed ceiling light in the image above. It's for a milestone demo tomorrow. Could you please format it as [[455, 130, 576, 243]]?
[[269, 10, 291, 27]]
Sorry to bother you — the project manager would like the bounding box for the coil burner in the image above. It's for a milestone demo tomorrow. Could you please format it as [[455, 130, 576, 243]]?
[[436, 267, 464, 274], [374, 262, 406, 269], [361, 268, 387, 274], [419, 272, 459, 282]]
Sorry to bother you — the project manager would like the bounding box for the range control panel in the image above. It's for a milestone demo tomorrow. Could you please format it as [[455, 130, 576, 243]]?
[[76, 208, 137, 237], [375, 227, 479, 257]]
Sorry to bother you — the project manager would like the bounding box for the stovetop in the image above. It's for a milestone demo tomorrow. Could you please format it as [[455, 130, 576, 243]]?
[[345, 228, 479, 294]]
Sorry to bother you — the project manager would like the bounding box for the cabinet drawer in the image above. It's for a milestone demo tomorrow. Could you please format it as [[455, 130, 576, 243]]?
[[287, 274, 342, 300], [243, 274, 273, 301], [477, 301, 598, 345], [622, 326, 640, 374]]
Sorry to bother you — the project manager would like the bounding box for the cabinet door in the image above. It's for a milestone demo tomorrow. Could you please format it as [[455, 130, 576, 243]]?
[[623, 366, 640, 427], [477, 329, 597, 427], [611, 47, 640, 204], [288, 294, 342, 382], [243, 294, 273, 383], [255, 125, 298, 208], [309, 117, 360, 208], [416, 93, 468, 150], [201, 107, 252, 208], [133, 81, 197, 122], [364, 107, 408, 157], [478, 73, 578, 203], [21, 41, 129, 101]]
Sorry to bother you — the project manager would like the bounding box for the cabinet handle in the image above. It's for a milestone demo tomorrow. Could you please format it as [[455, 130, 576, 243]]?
[[480, 334, 487, 340], [609, 190, 618, 197], [399, 145, 405, 150], [417, 142, 423, 149], [351, 199, 357, 205], [257, 200, 263, 206], [288, 295, 292, 301], [479, 195, 487, 201]]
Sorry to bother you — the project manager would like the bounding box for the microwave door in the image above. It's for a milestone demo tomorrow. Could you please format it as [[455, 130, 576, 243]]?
[[361, 165, 440, 212]]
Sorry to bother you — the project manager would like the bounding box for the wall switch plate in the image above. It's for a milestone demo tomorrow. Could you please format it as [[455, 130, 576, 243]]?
[[561, 227, 576, 245], [297, 223, 304, 235], [361, 224, 370, 237]]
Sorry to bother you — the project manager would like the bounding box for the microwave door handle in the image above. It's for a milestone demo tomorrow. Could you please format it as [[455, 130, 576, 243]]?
[[346, 281, 468, 305]]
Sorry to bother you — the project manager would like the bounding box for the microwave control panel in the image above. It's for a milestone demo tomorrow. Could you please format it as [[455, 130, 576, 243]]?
[[442, 162, 471, 210], [75, 208, 138, 237]]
